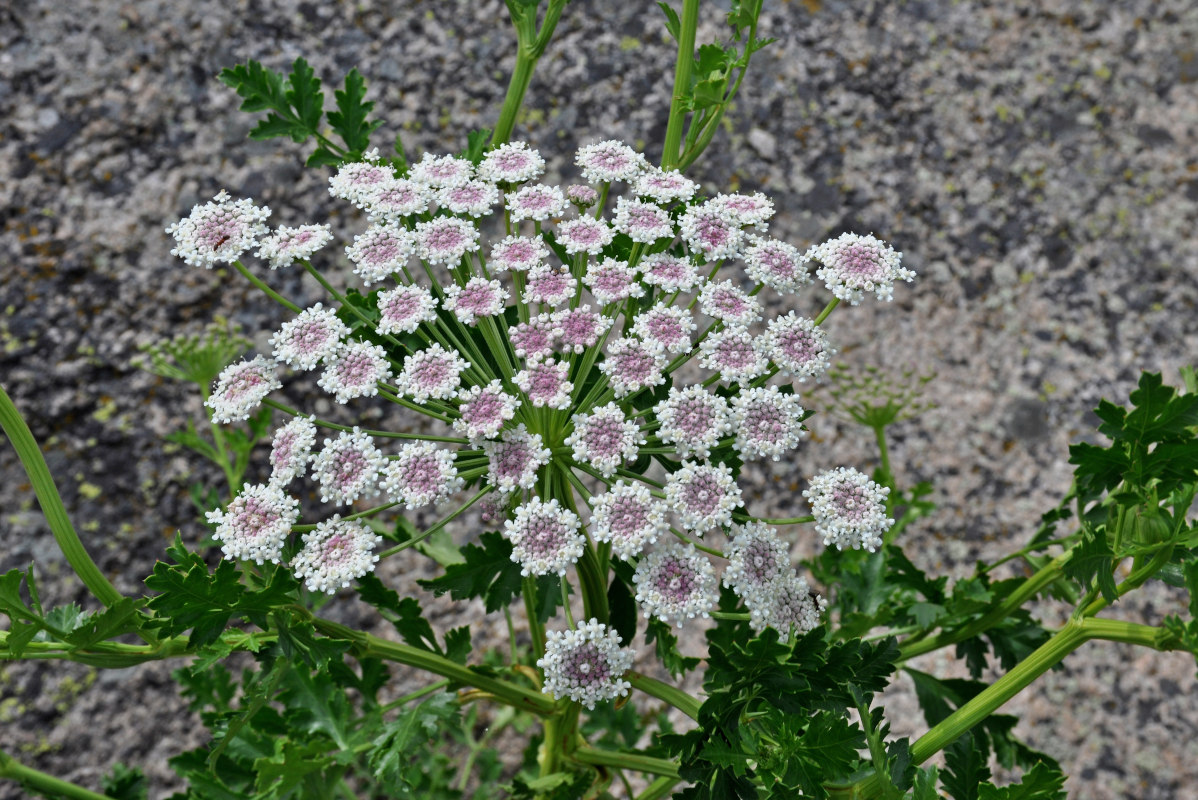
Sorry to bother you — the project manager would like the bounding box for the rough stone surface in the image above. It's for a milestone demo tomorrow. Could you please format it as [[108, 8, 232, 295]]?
[[2, 0, 1197, 797]]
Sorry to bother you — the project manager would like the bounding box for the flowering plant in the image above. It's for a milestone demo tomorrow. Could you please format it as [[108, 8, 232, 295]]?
[[2, 2, 1197, 799]]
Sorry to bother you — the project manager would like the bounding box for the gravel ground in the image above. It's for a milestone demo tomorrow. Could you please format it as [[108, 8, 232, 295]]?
[[2, 0, 1198, 797]]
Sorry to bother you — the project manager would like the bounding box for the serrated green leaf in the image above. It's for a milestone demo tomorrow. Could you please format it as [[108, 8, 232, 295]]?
[[1063, 528, 1118, 602], [977, 760, 1066, 800], [943, 732, 991, 800], [284, 58, 324, 137], [62, 597, 144, 648], [645, 617, 700, 678], [219, 60, 289, 114], [369, 692, 459, 785], [327, 68, 383, 156], [417, 531, 524, 613], [279, 664, 355, 751], [253, 738, 334, 797], [657, 1, 681, 40]]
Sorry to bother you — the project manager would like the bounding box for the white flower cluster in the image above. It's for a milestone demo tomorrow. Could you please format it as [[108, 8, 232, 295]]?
[[803, 467, 894, 552], [538, 619, 634, 709], [170, 135, 913, 633]]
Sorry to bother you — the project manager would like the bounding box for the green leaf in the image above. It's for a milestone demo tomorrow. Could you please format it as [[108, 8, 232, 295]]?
[[145, 535, 298, 647], [101, 763, 148, 800], [369, 692, 459, 785], [62, 597, 145, 648], [444, 626, 472, 664], [278, 663, 355, 751], [253, 738, 335, 797], [977, 761, 1066, 800], [657, 1, 681, 40], [1063, 528, 1119, 602], [284, 58, 324, 138], [418, 531, 524, 613], [219, 60, 290, 115], [327, 68, 383, 156], [943, 732, 991, 800], [645, 617, 700, 678]]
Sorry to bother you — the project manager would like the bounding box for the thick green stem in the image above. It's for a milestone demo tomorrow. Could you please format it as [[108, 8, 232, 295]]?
[[626, 671, 701, 721], [0, 749, 117, 800], [0, 384, 125, 608], [310, 616, 556, 716], [573, 746, 681, 779], [661, 0, 699, 169], [908, 620, 1089, 765]]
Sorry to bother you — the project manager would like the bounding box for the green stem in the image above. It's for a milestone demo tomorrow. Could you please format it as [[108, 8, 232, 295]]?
[[661, 0, 699, 169], [0, 384, 125, 608], [231, 259, 301, 313], [0, 749, 117, 800], [899, 551, 1070, 661], [572, 747, 681, 779], [637, 775, 683, 800], [310, 616, 557, 716], [812, 296, 840, 327], [625, 671, 701, 721], [492, 0, 568, 146], [908, 620, 1089, 765], [378, 489, 491, 558]]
